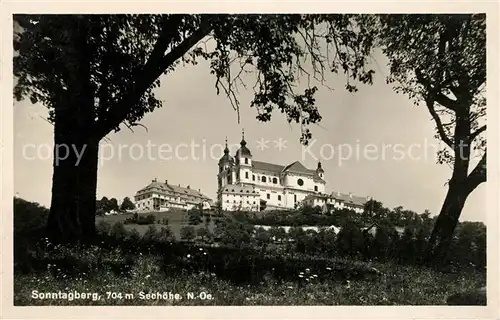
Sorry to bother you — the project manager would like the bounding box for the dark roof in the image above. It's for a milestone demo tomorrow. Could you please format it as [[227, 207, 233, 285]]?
[[252, 160, 285, 173], [219, 153, 234, 164], [282, 161, 311, 175], [252, 160, 325, 183], [236, 138, 252, 157], [136, 180, 212, 201]]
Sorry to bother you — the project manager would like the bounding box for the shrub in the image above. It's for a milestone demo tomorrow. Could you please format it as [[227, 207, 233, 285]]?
[[158, 227, 175, 242], [110, 222, 128, 240], [14, 197, 49, 234], [127, 228, 141, 242], [96, 220, 112, 235], [196, 227, 211, 242], [180, 226, 196, 242], [254, 228, 270, 248], [124, 213, 156, 225], [143, 226, 159, 242]]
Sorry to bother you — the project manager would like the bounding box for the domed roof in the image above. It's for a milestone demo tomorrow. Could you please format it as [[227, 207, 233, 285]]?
[[236, 129, 252, 157], [219, 138, 234, 164]]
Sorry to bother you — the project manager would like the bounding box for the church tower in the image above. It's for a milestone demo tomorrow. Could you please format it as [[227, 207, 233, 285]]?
[[316, 161, 325, 179], [235, 129, 253, 185], [218, 137, 234, 190]]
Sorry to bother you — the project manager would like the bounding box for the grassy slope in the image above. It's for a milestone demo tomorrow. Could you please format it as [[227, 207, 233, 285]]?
[[14, 240, 485, 306], [14, 205, 486, 306], [96, 210, 216, 240]]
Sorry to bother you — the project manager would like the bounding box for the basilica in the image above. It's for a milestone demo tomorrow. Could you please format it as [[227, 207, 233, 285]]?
[[217, 132, 366, 212]]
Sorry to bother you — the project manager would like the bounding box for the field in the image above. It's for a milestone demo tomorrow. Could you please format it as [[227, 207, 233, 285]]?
[[13, 199, 486, 306], [14, 237, 485, 306], [96, 209, 216, 239]]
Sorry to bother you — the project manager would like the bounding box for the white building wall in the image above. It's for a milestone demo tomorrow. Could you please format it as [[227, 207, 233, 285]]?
[[253, 170, 281, 188], [221, 192, 260, 211], [257, 186, 285, 208], [282, 173, 317, 192], [238, 166, 253, 184]]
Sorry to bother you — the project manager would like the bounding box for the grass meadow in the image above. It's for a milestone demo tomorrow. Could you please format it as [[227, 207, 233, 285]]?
[[13, 200, 486, 306]]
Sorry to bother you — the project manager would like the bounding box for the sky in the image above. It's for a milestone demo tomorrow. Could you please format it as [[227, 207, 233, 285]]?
[[13, 50, 486, 222]]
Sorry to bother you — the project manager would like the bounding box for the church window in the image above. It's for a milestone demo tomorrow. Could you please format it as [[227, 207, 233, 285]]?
[[278, 195, 281, 201], [262, 176, 267, 183], [245, 158, 248, 164], [252, 175, 255, 181], [245, 172, 249, 179], [272, 177, 278, 184], [267, 194, 270, 199], [297, 178, 304, 186], [314, 185, 318, 192]]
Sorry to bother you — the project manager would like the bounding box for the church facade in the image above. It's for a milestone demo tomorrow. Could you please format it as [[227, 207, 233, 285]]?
[[217, 132, 328, 212]]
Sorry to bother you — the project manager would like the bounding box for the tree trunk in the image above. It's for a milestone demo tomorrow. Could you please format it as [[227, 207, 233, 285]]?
[[426, 183, 468, 265], [47, 103, 99, 243]]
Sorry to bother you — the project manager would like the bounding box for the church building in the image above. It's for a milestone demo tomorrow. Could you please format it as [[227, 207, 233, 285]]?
[[217, 132, 327, 211]]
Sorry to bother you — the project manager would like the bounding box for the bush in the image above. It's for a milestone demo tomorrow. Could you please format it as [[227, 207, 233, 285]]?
[[96, 220, 112, 235], [14, 197, 49, 234], [180, 226, 196, 242], [127, 228, 141, 242], [143, 226, 159, 242], [196, 227, 211, 242], [110, 222, 128, 239], [124, 213, 156, 225], [158, 227, 175, 242]]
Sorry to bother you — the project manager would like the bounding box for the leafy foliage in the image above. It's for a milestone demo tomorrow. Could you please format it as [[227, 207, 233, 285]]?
[[96, 196, 119, 215], [14, 14, 377, 143], [14, 197, 49, 235], [180, 225, 196, 242], [120, 197, 135, 211], [377, 14, 486, 162]]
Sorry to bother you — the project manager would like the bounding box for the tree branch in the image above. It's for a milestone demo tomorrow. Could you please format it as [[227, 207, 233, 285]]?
[[94, 16, 213, 139], [415, 69, 459, 112], [470, 125, 486, 142], [426, 99, 454, 148], [464, 150, 486, 195]]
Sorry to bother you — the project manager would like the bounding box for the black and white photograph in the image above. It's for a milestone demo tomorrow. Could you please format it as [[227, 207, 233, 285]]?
[[2, 1, 499, 318]]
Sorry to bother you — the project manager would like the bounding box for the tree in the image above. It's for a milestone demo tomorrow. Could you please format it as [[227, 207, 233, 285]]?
[[188, 207, 203, 225], [376, 14, 486, 264], [120, 197, 135, 211], [254, 227, 271, 251], [109, 198, 119, 211], [363, 198, 384, 220], [14, 14, 375, 242]]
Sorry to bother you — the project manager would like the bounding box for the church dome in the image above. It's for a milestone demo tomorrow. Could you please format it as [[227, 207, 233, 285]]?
[[219, 138, 234, 164], [236, 129, 252, 157]]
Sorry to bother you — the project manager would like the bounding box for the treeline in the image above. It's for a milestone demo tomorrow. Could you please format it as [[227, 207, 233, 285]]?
[[239, 200, 437, 229], [219, 200, 486, 271], [96, 196, 135, 215], [14, 197, 486, 271]]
